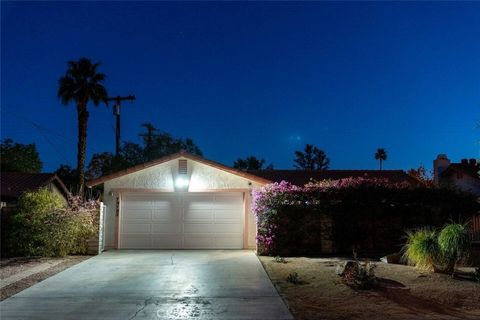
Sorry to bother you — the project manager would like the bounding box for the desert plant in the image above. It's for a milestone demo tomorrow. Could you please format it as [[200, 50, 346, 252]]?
[[438, 223, 471, 273], [286, 272, 300, 284], [403, 228, 441, 272]]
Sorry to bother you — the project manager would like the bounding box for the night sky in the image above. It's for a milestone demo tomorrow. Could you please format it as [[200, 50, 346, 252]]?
[[2, 2, 479, 172]]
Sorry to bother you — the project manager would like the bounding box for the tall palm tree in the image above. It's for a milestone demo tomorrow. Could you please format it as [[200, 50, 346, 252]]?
[[58, 58, 108, 198], [374, 148, 387, 170]]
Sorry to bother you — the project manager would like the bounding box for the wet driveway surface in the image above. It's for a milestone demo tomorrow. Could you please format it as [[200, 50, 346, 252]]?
[[0, 250, 293, 319]]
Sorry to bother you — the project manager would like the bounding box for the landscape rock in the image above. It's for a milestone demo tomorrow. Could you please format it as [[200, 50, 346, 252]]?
[[335, 260, 357, 276]]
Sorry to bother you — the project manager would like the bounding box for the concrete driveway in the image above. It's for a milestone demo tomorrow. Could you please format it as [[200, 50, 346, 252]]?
[[0, 250, 293, 319]]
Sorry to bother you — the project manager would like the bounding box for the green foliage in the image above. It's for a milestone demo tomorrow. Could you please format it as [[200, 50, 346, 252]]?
[[87, 125, 203, 180], [438, 223, 471, 273], [55, 164, 78, 193], [403, 223, 472, 273], [293, 144, 330, 170], [403, 228, 441, 272], [254, 179, 478, 256], [234, 156, 273, 171], [9, 189, 99, 257], [1, 138, 42, 173]]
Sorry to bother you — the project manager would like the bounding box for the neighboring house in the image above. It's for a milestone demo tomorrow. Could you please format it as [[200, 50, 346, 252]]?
[[433, 154, 480, 196], [0, 172, 70, 207], [249, 169, 419, 186], [86, 152, 419, 251]]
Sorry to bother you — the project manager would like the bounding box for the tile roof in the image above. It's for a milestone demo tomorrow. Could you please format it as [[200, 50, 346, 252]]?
[[0, 172, 69, 200], [248, 169, 420, 186], [442, 163, 480, 180]]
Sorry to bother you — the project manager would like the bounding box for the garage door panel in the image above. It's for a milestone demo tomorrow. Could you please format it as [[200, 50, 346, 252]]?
[[152, 223, 182, 234], [120, 235, 151, 248], [121, 192, 244, 249], [214, 235, 243, 248], [123, 208, 152, 220], [122, 223, 151, 234], [184, 209, 214, 221], [152, 236, 182, 248], [214, 193, 243, 206], [152, 207, 182, 221], [214, 209, 242, 221], [183, 236, 215, 248]]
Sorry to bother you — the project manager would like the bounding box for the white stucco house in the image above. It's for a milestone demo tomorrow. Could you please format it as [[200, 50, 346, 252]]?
[[86, 152, 270, 250], [433, 154, 480, 196]]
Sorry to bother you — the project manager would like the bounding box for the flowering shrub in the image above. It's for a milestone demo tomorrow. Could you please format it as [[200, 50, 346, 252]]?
[[8, 189, 100, 257], [252, 178, 477, 256]]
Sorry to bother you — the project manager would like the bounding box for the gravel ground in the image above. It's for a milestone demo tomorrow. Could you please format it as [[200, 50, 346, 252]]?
[[0, 256, 91, 301], [260, 256, 480, 320]]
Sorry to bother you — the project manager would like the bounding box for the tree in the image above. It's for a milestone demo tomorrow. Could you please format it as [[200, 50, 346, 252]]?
[[58, 57, 108, 198], [139, 123, 202, 160], [293, 144, 330, 170], [407, 165, 434, 187], [374, 148, 387, 170], [233, 156, 274, 171], [1, 138, 42, 173], [55, 164, 78, 192], [86, 142, 144, 180]]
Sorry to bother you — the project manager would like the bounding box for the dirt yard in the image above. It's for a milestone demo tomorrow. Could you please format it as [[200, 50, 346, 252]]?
[[260, 256, 480, 320], [0, 256, 91, 301]]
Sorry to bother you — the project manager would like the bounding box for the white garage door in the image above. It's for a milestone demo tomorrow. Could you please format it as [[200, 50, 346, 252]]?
[[120, 192, 245, 249]]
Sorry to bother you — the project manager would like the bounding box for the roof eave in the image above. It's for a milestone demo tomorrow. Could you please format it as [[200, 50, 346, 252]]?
[[86, 152, 272, 187]]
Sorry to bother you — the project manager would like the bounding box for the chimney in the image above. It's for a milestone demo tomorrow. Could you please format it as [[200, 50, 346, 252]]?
[[433, 154, 450, 185], [469, 158, 477, 167]]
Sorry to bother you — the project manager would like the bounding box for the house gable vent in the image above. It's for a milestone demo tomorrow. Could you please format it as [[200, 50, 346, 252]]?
[[178, 159, 188, 174]]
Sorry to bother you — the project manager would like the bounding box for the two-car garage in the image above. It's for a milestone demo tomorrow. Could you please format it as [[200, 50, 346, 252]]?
[[87, 153, 270, 250], [120, 192, 245, 249]]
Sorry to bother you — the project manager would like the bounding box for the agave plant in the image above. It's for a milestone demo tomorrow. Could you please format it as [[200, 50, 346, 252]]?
[[438, 223, 471, 273], [403, 228, 441, 272]]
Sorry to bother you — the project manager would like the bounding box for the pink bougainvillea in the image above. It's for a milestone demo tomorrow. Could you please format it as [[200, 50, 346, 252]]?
[[252, 178, 412, 254]]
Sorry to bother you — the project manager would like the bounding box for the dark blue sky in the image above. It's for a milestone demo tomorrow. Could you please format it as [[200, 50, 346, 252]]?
[[2, 2, 479, 172]]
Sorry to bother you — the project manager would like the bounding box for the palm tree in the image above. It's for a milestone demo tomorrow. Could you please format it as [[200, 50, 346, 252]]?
[[374, 148, 387, 170], [58, 58, 108, 198]]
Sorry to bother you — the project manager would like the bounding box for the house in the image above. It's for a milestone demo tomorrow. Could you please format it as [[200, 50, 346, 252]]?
[[0, 172, 70, 208], [433, 154, 480, 196], [86, 152, 420, 251], [87, 152, 271, 250], [249, 169, 419, 186]]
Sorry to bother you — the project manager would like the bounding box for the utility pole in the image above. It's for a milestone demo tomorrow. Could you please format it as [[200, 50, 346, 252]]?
[[139, 123, 161, 161], [106, 95, 135, 155]]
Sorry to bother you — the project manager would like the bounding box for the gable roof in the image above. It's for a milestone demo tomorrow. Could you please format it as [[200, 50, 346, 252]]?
[[248, 169, 420, 186], [0, 172, 70, 200], [442, 163, 480, 180], [86, 152, 272, 187]]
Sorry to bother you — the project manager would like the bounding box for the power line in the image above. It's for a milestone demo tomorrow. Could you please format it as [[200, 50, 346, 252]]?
[[5, 111, 75, 144], [4, 110, 71, 163]]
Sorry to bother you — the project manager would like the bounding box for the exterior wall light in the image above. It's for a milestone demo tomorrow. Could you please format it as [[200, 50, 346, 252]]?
[[175, 176, 190, 189]]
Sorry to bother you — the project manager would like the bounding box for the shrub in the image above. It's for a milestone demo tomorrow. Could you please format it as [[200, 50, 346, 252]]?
[[9, 189, 99, 257], [252, 179, 478, 256], [438, 223, 471, 273], [286, 272, 300, 284], [403, 228, 441, 272]]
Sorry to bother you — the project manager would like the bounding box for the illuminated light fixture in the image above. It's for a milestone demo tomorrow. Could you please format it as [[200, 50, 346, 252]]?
[[175, 176, 189, 189]]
